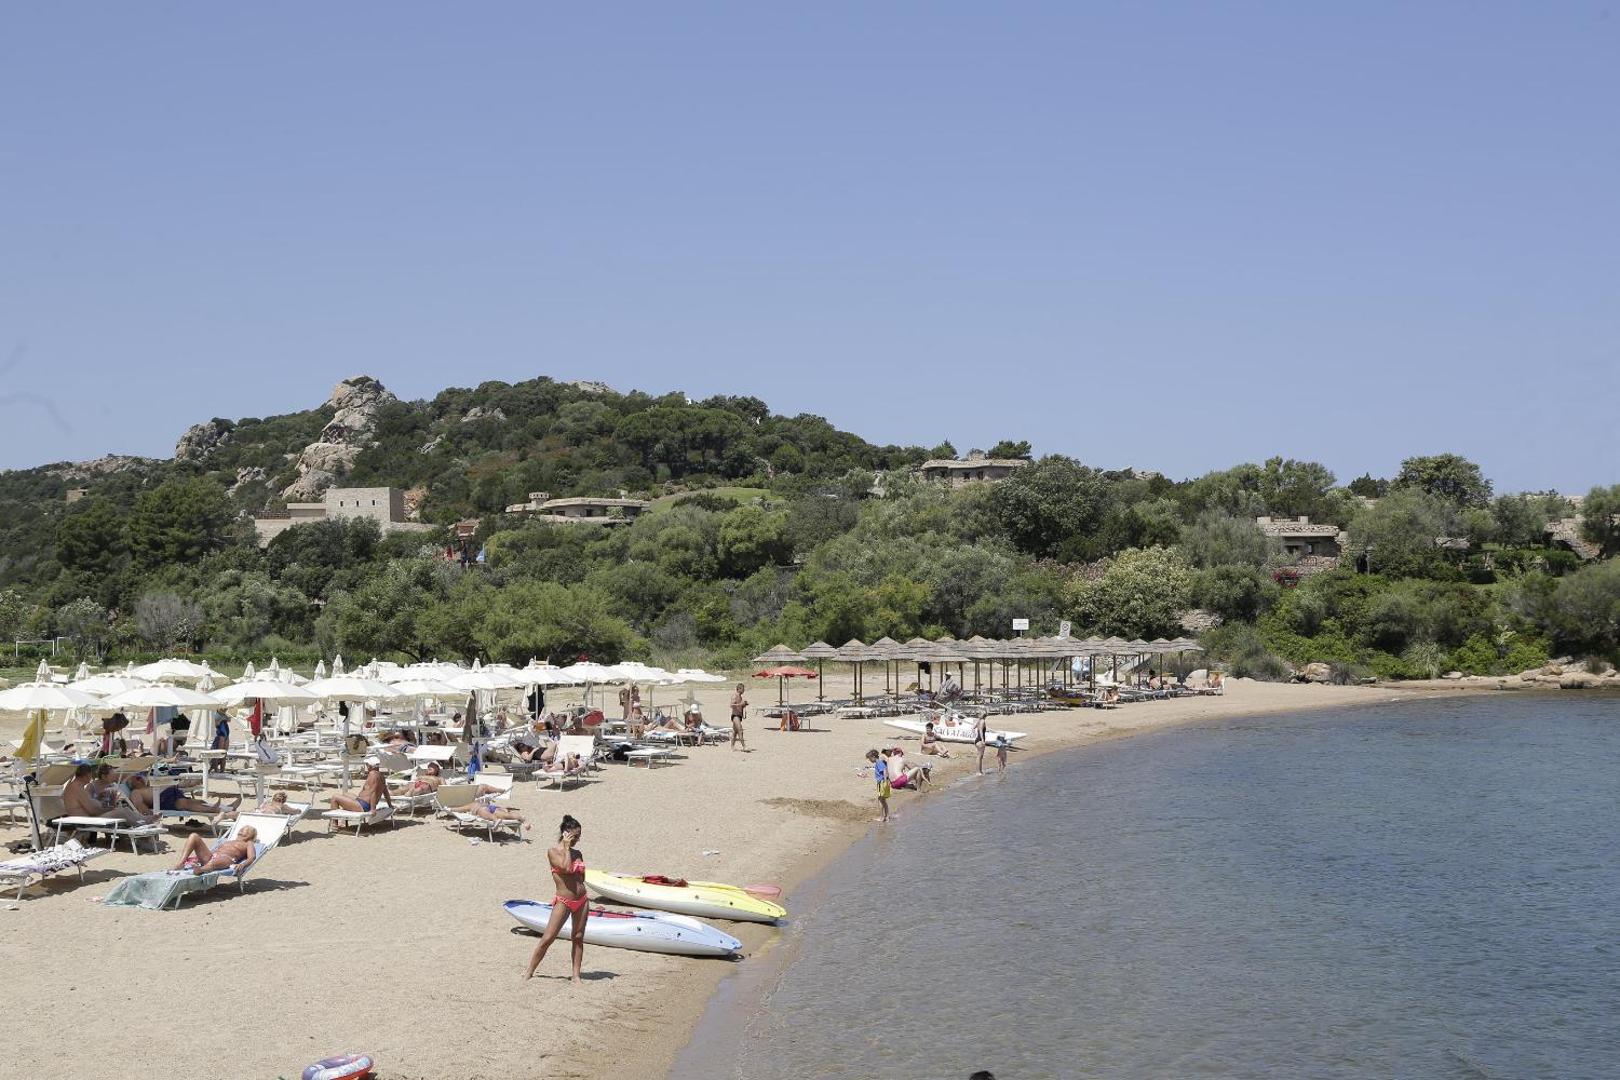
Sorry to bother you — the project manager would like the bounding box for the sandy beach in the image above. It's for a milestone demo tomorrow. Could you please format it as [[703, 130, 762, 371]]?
[[0, 675, 1498, 1080]]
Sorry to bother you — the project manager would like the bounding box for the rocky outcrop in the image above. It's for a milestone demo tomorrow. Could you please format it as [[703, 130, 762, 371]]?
[[319, 376, 395, 443], [175, 418, 232, 461], [1298, 662, 1333, 683], [228, 465, 266, 494], [281, 376, 395, 500], [462, 406, 506, 423], [48, 455, 155, 481]]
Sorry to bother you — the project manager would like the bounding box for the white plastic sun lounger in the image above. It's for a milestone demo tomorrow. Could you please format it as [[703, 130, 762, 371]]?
[[104, 813, 291, 909], [434, 784, 523, 842], [320, 803, 395, 837], [52, 815, 164, 854], [0, 840, 109, 901]]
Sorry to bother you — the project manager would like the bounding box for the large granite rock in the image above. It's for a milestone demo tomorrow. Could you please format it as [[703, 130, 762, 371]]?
[[1299, 662, 1333, 683], [228, 465, 266, 494], [319, 375, 395, 443], [281, 376, 393, 499], [175, 418, 232, 461]]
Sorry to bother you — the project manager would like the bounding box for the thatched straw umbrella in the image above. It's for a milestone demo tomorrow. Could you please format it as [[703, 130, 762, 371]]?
[[867, 637, 902, 694], [799, 641, 837, 701], [833, 639, 876, 702], [752, 643, 807, 666]]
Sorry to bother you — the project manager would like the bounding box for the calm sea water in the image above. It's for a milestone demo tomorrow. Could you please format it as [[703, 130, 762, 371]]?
[[673, 695, 1620, 1079]]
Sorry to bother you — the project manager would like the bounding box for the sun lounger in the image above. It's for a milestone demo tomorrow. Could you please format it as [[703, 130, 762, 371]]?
[[626, 747, 676, 769], [52, 815, 164, 854], [0, 840, 109, 900], [103, 813, 290, 909], [320, 803, 395, 837], [434, 784, 523, 842]]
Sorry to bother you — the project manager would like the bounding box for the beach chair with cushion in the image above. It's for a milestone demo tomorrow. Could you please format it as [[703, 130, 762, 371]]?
[[0, 839, 109, 901], [434, 784, 523, 842], [103, 812, 291, 909]]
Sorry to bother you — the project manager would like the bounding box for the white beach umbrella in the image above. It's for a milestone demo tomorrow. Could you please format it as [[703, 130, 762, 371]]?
[[332, 655, 345, 676], [72, 662, 91, 682], [314, 660, 327, 679], [214, 679, 322, 706], [307, 676, 403, 701], [69, 673, 152, 696], [130, 658, 219, 682], [518, 663, 576, 687], [388, 678, 466, 698], [103, 685, 224, 711], [35, 660, 51, 682], [447, 669, 530, 692], [241, 661, 257, 680], [0, 682, 105, 713]]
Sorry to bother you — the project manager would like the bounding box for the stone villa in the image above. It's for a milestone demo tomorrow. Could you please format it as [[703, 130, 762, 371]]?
[[253, 486, 435, 544], [503, 492, 650, 525], [917, 451, 1029, 486]]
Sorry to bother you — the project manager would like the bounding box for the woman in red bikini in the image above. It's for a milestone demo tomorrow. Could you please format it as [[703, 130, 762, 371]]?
[[524, 814, 589, 983]]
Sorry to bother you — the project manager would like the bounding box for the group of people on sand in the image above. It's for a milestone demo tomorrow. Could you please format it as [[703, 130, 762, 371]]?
[[864, 744, 938, 822], [865, 713, 1013, 822]]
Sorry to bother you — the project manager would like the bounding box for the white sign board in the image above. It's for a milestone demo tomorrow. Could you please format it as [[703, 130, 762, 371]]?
[[1058, 621, 1072, 639], [1011, 618, 1030, 632]]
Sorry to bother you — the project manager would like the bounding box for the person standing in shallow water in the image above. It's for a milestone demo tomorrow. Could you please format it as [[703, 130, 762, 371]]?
[[525, 815, 589, 984], [866, 749, 892, 822], [973, 713, 989, 775]]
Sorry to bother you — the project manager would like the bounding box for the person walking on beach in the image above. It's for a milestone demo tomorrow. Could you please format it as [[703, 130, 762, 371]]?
[[994, 733, 1010, 777], [730, 684, 748, 751], [525, 815, 589, 984], [866, 749, 892, 822], [973, 714, 989, 775]]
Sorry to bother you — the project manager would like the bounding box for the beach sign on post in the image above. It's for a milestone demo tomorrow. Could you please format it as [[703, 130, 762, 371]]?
[[1011, 618, 1030, 634], [1058, 621, 1071, 639]]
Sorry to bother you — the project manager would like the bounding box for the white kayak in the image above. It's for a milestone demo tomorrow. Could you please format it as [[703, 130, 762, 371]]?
[[504, 899, 742, 958], [885, 717, 1026, 744], [585, 870, 787, 923]]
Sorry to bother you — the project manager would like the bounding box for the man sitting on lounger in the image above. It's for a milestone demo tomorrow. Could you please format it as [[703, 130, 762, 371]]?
[[173, 825, 258, 876], [63, 764, 155, 827], [328, 760, 393, 815]]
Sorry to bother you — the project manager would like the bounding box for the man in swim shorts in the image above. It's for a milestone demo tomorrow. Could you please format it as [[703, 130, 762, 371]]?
[[327, 760, 393, 817]]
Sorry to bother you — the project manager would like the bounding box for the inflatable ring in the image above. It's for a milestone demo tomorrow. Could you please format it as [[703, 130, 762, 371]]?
[[302, 1053, 374, 1080]]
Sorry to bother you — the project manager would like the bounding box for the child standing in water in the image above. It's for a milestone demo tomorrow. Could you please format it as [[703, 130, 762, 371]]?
[[994, 733, 1010, 777], [866, 749, 892, 822]]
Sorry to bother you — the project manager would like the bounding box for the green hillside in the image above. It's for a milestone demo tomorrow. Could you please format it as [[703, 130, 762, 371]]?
[[1, 375, 1616, 678]]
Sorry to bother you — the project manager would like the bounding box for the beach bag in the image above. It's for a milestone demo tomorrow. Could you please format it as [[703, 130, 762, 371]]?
[[253, 737, 280, 766]]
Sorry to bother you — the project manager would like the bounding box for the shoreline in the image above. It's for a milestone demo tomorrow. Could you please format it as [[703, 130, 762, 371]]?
[[629, 679, 1512, 1080], [0, 678, 1532, 1080]]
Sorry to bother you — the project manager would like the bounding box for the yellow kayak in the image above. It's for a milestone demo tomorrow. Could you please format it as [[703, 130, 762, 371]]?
[[585, 869, 786, 923]]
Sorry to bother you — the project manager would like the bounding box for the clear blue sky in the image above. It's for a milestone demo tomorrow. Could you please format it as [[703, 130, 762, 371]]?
[[3, 4, 1616, 491]]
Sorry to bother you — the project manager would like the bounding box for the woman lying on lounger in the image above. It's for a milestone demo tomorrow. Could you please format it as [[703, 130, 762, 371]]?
[[174, 826, 258, 876], [467, 796, 531, 832], [128, 776, 241, 819], [253, 792, 298, 816]]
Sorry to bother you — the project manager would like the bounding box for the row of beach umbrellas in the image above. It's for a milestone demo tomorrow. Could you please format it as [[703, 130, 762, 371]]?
[[753, 635, 1205, 701]]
